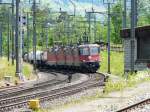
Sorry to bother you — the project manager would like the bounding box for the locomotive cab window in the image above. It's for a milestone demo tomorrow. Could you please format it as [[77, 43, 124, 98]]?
[[90, 47, 99, 55], [79, 47, 89, 55]]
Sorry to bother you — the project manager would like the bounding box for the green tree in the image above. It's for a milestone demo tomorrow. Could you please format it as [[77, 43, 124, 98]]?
[[138, 0, 150, 25], [111, 1, 123, 44]]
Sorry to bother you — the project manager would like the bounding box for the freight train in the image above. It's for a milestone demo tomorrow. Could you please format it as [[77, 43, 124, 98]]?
[[24, 44, 101, 72]]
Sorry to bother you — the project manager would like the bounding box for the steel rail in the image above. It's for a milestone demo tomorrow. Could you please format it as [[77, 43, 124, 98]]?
[[117, 98, 150, 112], [0, 72, 67, 99]]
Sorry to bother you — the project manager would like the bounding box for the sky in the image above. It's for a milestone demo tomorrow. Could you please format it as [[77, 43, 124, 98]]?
[[0, 0, 112, 15], [40, 0, 107, 15], [1, 0, 115, 20]]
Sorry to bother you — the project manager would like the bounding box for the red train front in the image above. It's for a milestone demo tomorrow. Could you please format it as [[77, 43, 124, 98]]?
[[79, 44, 100, 72]]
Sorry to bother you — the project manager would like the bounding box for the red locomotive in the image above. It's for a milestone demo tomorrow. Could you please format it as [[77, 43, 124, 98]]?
[[25, 44, 101, 72], [41, 44, 100, 72]]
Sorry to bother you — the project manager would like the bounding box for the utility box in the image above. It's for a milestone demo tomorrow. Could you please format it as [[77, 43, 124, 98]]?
[[28, 99, 40, 110]]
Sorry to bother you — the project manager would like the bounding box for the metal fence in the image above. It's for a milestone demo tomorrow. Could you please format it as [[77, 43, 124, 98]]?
[[101, 44, 124, 52]]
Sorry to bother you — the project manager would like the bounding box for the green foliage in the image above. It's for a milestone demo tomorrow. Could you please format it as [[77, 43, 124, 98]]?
[[138, 0, 150, 25], [111, 1, 123, 44], [0, 1, 149, 55], [96, 23, 107, 42]]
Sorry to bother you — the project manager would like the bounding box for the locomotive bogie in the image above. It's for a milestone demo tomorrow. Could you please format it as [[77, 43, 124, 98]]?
[[81, 62, 100, 72]]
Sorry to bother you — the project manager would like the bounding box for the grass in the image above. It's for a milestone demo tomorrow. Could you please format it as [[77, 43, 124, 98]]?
[[98, 50, 150, 93], [99, 51, 124, 76], [99, 50, 150, 79], [0, 57, 34, 82], [104, 72, 150, 93]]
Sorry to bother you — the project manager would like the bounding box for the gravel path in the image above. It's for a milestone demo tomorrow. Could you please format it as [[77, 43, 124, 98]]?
[[43, 80, 150, 112], [19, 72, 57, 88], [132, 104, 150, 112]]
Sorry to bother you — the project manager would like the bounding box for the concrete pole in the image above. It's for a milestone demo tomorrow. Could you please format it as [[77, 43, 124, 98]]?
[[33, 0, 37, 71], [7, 11, 10, 61], [88, 13, 91, 43], [41, 28, 44, 49], [94, 14, 97, 42], [15, 0, 21, 77], [107, 3, 111, 74], [123, 0, 127, 75], [123, 0, 127, 28], [130, 0, 136, 73], [20, 5, 23, 77], [11, 0, 15, 65], [134, 0, 138, 27], [27, 12, 30, 61], [46, 27, 48, 49], [0, 23, 2, 57]]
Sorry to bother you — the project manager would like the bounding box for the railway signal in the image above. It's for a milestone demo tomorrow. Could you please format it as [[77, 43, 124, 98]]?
[[19, 16, 27, 26]]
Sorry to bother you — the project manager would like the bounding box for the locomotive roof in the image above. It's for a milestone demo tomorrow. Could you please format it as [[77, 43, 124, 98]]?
[[79, 44, 99, 47]]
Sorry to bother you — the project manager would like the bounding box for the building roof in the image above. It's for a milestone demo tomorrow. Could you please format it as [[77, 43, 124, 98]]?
[[120, 25, 150, 38]]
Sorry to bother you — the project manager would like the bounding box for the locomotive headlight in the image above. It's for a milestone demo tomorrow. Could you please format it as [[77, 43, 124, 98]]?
[[88, 56, 92, 59]]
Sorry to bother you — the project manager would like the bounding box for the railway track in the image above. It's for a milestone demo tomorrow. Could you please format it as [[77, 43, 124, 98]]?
[[0, 69, 64, 94], [0, 72, 105, 112], [117, 98, 150, 112], [0, 84, 23, 92], [0, 71, 67, 99]]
